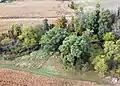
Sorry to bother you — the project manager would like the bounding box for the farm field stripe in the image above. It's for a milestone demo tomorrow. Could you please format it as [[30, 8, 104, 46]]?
[[0, 16, 72, 20]]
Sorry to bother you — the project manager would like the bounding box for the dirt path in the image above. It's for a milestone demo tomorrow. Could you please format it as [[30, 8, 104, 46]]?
[[0, 68, 101, 86]]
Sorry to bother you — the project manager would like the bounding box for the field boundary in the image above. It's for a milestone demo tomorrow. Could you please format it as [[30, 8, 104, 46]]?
[[0, 15, 72, 19]]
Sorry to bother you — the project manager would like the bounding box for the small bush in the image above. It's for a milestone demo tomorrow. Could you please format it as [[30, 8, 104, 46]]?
[[93, 40, 120, 76], [93, 55, 108, 76], [18, 25, 44, 47], [1, 37, 11, 44], [55, 16, 67, 28], [0, 24, 46, 60], [104, 32, 115, 41]]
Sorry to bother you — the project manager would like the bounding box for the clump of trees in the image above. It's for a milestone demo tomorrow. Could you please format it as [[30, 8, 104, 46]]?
[[0, 19, 50, 60], [0, 2, 120, 77], [59, 35, 91, 69], [40, 28, 70, 52]]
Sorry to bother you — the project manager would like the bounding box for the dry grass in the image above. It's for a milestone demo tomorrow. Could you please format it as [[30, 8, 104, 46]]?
[[0, 1, 70, 17], [0, 1, 73, 35], [0, 18, 56, 34]]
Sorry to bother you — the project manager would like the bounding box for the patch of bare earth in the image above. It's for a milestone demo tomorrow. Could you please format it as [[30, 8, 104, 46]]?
[[0, 68, 100, 86]]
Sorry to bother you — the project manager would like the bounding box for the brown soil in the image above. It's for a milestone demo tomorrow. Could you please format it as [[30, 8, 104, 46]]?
[[0, 68, 100, 86]]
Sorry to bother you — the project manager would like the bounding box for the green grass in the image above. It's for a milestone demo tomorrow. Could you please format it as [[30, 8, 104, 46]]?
[[0, 63, 60, 76], [0, 63, 113, 86], [0, 49, 60, 76], [0, 49, 113, 86]]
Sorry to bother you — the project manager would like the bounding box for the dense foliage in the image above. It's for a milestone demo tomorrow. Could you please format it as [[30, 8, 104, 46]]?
[[40, 28, 70, 52], [59, 35, 91, 69], [0, 19, 50, 60], [0, 2, 120, 78], [72, 5, 115, 39], [103, 32, 115, 41], [93, 40, 120, 76], [18, 26, 42, 47], [69, 2, 120, 76]]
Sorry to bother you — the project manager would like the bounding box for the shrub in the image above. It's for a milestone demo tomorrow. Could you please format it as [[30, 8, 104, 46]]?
[[93, 55, 108, 75], [104, 41, 120, 61], [98, 9, 115, 39], [0, 24, 22, 58], [93, 40, 120, 75], [90, 35, 98, 42], [18, 25, 43, 47], [59, 35, 91, 69], [116, 39, 120, 46], [82, 10, 100, 34], [1, 37, 11, 44], [0, 24, 46, 60], [104, 32, 115, 41], [68, 1, 76, 10], [55, 16, 67, 28], [6, 24, 22, 40], [42, 19, 50, 31], [40, 28, 70, 52]]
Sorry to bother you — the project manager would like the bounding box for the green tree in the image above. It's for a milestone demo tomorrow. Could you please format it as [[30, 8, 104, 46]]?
[[59, 35, 91, 69], [116, 39, 120, 46], [40, 28, 70, 52], [93, 55, 108, 75], [18, 25, 43, 47], [93, 40, 120, 75], [98, 9, 115, 39], [104, 41, 120, 61]]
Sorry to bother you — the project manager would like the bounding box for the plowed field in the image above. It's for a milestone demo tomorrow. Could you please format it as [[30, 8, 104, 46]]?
[[0, 68, 100, 86]]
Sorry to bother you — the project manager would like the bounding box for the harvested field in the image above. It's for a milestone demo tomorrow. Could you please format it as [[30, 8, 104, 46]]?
[[0, 17, 71, 35], [0, 1, 73, 35], [0, 68, 101, 86], [0, 0, 120, 34], [0, 1, 72, 17]]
